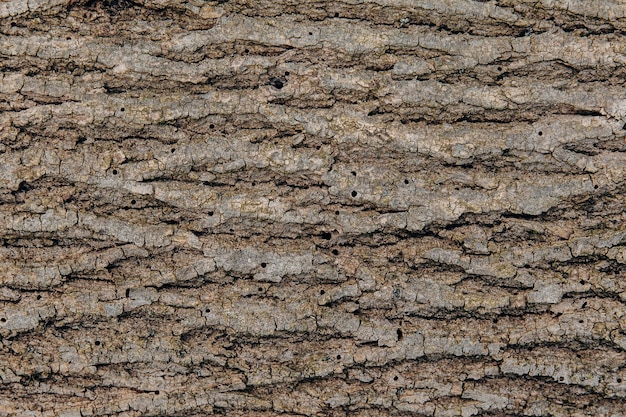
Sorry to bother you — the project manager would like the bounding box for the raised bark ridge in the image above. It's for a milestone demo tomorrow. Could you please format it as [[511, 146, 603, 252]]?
[[1, 1, 626, 416]]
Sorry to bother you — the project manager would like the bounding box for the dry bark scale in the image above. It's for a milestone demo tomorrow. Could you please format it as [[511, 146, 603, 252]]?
[[1, 0, 626, 416]]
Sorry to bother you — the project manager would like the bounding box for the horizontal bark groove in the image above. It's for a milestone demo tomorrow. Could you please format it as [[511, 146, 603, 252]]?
[[1, 1, 626, 416]]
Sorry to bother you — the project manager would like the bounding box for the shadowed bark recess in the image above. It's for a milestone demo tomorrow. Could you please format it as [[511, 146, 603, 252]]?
[[1, 1, 626, 416]]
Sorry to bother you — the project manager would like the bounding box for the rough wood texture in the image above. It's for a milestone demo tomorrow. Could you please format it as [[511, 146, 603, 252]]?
[[2, 0, 626, 416]]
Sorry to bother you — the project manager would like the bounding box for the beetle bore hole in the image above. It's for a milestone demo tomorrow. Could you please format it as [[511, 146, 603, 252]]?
[[618, 378, 623, 383], [120, 107, 125, 112], [284, 71, 290, 76], [538, 131, 543, 136], [205, 308, 210, 313], [336, 354, 341, 359], [320, 289, 325, 295], [579, 319, 584, 323], [335, 210, 339, 215], [131, 199, 136, 205], [171, 148, 175, 153], [351, 171, 357, 176], [208, 211, 214, 216], [37, 295, 42, 300], [155, 391, 160, 395], [404, 179, 409, 184], [393, 376, 399, 381], [321, 231, 332, 240], [95, 340, 101, 346], [244, 48, 249, 53], [261, 262, 267, 268], [334, 12, 339, 17], [1, 318, 6, 323], [559, 376, 564, 381], [332, 249, 339, 255], [270, 77, 284, 89], [112, 169, 118, 175], [258, 287, 263, 292], [209, 124, 215, 129], [594, 184, 599, 189], [308, 32, 313, 35], [351, 191, 357, 197]]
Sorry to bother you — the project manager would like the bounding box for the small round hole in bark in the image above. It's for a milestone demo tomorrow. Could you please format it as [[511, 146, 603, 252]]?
[[594, 184, 598, 189], [332, 249, 339, 255], [309, 32, 313, 35], [95, 340, 101, 346], [404, 179, 409, 184], [261, 262, 267, 268], [559, 376, 564, 381], [497, 66, 502, 71], [37, 295, 42, 300], [171, 148, 175, 153], [244, 49, 249, 53], [618, 378, 623, 383], [321, 232, 332, 240], [351, 171, 357, 176], [209, 124, 215, 129], [334, 12, 339, 17], [258, 287, 263, 292], [320, 289, 325, 295], [393, 376, 399, 381], [112, 169, 118, 175], [205, 308, 210, 313], [208, 211, 214, 216], [1, 318, 5, 322], [131, 199, 136, 205], [335, 211, 339, 215], [270, 78, 284, 89], [120, 107, 125, 112], [579, 319, 584, 323], [538, 131, 543, 136], [284, 71, 290, 76], [351, 191, 357, 197], [336, 354, 341, 359]]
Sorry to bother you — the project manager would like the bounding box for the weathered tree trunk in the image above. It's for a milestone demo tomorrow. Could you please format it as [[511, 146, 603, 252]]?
[[1, 0, 626, 415]]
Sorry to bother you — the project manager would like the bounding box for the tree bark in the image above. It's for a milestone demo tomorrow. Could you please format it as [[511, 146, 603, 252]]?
[[2, 0, 626, 416]]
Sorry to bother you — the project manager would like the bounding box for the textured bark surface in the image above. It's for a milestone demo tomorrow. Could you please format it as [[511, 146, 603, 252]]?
[[2, 0, 626, 416]]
